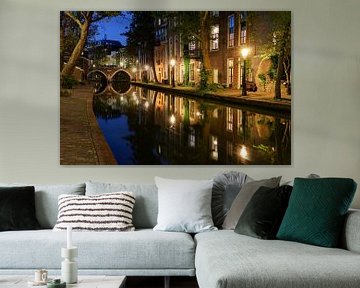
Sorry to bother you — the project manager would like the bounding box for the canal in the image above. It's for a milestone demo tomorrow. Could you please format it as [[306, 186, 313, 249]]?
[[92, 82, 291, 165]]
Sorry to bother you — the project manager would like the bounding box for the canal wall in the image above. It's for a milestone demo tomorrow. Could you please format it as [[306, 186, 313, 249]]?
[[131, 81, 291, 115]]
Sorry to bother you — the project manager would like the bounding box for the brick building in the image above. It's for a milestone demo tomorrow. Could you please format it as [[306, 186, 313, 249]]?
[[143, 11, 280, 90]]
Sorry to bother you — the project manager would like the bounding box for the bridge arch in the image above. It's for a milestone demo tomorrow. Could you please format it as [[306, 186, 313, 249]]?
[[87, 70, 108, 81], [110, 69, 132, 81]]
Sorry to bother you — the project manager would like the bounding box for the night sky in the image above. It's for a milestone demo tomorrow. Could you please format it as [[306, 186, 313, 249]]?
[[94, 12, 132, 45]]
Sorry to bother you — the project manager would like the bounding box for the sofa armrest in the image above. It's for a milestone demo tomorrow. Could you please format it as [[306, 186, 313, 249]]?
[[342, 209, 360, 253]]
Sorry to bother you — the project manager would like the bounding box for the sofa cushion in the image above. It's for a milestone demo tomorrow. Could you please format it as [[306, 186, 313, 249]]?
[[195, 230, 360, 288], [234, 185, 292, 239], [0, 183, 86, 229], [277, 178, 357, 247], [0, 229, 195, 272], [222, 177, 281, 229], [53, 192, 136, 232], [86, 181, 158, 229], [212, 171, 251, 228], [153, 177, 216, 233], [0, 186, 40, 231]]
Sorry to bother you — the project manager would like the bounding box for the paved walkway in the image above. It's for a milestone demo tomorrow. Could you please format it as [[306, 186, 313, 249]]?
[[60, 85, 117, 165]]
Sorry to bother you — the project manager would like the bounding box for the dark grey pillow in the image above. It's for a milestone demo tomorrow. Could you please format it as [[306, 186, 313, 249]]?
[[212, 171, 251, 228], [234, 185, 293, 239], [0, 186, 41, 231]]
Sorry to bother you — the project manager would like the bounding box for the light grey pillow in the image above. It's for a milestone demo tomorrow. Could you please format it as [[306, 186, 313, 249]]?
[[153, 177, 217, 233], [0, 183, 85, 228], [212, 171, 252, 228], [222, 177, 281, 230]]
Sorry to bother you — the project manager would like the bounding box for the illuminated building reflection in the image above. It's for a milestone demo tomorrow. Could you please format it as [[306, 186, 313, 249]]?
[[93, 85, 291, 165]]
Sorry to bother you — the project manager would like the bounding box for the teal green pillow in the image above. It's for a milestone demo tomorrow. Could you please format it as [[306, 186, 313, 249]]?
[[276, 178, 357, 247]]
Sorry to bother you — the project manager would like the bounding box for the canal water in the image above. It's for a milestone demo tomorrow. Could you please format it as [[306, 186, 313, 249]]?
[[92, 83, 291, 165]]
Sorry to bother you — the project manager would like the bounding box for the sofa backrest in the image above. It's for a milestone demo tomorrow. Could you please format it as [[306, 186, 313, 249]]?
[[86, 181, 158, 229], [0, 183, 86, 229]]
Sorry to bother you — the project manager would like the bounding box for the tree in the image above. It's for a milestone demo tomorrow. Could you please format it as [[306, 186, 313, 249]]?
[[255, 11, 291, 99], [60, 11, 121, 79], [124, 12, 159, 84], [160, 11, 212, 87], [273, 12, 291, 99]]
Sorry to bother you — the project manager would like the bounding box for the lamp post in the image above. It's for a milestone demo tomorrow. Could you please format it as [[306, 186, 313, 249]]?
[[144, 65, 149, 82], [241, 47, 250, 96], [170, 59, 176, 87], [132, 67, 137, 81]]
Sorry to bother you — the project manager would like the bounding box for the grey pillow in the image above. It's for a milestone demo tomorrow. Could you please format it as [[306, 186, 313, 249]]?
[[153, 177, 217, 233], [222, 177, 281, 230], [0, 183, 86, 228], [212, 171, 251, 228]]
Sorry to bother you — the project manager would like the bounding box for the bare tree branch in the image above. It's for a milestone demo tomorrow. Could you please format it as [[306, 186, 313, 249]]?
[[64, 11, 82, 28]]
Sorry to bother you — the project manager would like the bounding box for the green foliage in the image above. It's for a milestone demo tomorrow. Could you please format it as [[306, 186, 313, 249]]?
[[258, 73, 266, 83], [258, 73, 267, 90], [183, 56, 190, 86], [61, 75, 77, 89], [253, 144, 273, 153], [200, 66, 209, 90]]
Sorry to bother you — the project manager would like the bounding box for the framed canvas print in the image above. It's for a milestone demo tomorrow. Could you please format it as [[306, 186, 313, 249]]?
[[60, 11, 291, 165]]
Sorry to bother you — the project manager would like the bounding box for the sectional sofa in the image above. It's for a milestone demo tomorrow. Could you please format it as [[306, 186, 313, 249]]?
[[0, 175, 359, 288]]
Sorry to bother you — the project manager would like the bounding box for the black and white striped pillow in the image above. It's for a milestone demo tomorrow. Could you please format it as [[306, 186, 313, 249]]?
[[53, 192, 136, 231]]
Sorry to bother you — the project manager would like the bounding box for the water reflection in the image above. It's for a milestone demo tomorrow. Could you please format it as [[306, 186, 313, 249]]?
[[93, 85, 291, 165], [88, 70, 131, 94]]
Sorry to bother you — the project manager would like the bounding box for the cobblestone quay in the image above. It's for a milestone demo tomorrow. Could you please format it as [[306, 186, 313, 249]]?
[[60, 85, 117, 165]]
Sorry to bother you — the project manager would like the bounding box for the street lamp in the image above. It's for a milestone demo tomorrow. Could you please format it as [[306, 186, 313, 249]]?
[[144, 65, 149, 82], [170, 58, 176, 87], [241, 47, 250, 96], [132, 67, 137, 81]]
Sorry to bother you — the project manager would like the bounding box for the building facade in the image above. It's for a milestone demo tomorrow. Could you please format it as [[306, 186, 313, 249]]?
[[137, 11, 279, 91]]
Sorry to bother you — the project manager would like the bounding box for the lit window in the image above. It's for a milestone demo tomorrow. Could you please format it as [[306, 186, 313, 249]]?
[[190, 63, 195, 81], [189, 127, 196, 147], [228, 15, 235, 47], [227, 59, 234, 86], [240, 22, 247, 44], [210, 25, 219, 51], [226, 107, 233, 131], [211, 135, 218, 161]]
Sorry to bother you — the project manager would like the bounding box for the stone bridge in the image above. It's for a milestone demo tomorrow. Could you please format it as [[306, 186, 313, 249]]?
[[87, 67, 133, 82]]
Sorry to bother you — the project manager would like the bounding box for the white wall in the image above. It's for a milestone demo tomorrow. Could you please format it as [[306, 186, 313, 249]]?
[[0, 0, 359, 208]]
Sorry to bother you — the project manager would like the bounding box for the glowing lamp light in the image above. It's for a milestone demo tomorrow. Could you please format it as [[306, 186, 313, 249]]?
[[240, 145, 248, 159], [144, 65, 149, 71], [241, 47, 250, 58], [170, 59, 176, 67], [132, 67, 137, 73], [169, 114, 176, 126]]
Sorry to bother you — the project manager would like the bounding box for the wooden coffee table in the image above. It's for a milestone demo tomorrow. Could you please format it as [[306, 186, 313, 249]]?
[[0, 275, 126, 288]]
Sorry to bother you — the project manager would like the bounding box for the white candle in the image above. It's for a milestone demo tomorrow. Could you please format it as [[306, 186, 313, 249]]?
[[67, 225, 72, 249]]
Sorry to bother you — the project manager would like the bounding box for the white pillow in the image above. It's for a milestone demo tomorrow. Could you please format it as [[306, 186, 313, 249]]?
[[153, 177, 217, 233], [53, 192, 135, 232]]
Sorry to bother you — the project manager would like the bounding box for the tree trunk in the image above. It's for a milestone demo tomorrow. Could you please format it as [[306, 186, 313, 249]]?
[[150, 51, 159, 84], [61, 17, 91, 78], [274, 26, 290, 99], [274, 52, 284, 99], [200, 12, 211, 86]]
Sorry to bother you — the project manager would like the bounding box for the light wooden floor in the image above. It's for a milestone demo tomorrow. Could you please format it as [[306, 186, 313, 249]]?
[[126, 276, 199, 288]]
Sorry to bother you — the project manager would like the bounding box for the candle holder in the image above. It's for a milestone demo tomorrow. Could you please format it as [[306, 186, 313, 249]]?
[[61, 247, 78, 284]]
